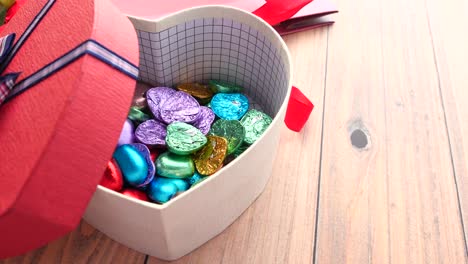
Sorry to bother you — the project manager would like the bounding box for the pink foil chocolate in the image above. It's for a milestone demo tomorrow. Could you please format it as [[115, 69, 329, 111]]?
[[135, 119, 167, 147], [160, 91, 200, 124]]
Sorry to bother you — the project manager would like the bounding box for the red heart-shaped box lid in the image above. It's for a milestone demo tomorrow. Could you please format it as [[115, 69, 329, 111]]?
[[0, 0, 138, 258]]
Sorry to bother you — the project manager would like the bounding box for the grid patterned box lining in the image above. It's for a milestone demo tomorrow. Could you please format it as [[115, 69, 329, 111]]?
[[137, 17, 288, 117]]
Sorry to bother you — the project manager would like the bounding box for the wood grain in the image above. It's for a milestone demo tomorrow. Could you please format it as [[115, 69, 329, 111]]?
[[314, 0, 468, 263], [425, 0, 468, 246], [148, 28, 329, 264], [4, 0, 468, 262], [2, 221, 146, 264]]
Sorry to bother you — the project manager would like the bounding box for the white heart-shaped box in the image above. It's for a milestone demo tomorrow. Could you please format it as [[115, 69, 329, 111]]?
[[83, 5, 292, 261]]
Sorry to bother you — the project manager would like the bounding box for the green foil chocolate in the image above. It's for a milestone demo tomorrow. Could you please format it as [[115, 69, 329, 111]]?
[[156, 152, 195, 179], [240, 109, 273, 145], [166, 122, 207, 155], [193, 136, 228, 176], [209, 119, 245, 155], [128, 107, 151, 124], [233, 143, 250, 158], [208, 80, 244, 94]]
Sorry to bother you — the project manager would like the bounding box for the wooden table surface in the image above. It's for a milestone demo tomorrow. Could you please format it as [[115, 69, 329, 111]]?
[[4, 0, 468, 262]]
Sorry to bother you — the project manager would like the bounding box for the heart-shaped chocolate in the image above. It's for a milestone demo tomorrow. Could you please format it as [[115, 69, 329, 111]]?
[[240, 109, 273, 145], [193, 135, 228, 176], [211, 93, 249, 120], [160, 91, 201, 124], [135, 119, 167, 147], [147, 87, 177, 121], [209, 119, 245, 155], [177, 83, 213, 104], [155, 152, 195, 179], [191, 106, 215, 135], [166, 122, 207, 155]]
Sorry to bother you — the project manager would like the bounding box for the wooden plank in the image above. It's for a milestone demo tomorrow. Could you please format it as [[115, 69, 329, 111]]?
[[1, 221, 146, 264], [314, 0, 467, 263], [148, 28, 329, 264], [425, 0, 468, 246]]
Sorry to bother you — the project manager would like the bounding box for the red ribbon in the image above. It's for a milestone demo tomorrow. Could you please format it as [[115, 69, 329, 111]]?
[[253, 0, 313, 25]]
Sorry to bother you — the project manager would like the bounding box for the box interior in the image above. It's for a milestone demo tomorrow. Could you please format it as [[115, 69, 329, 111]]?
[[136, 17, 289, 117]]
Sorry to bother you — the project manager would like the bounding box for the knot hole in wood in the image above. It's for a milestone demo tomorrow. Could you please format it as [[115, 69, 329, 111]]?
[[348, 120, 371, 150]]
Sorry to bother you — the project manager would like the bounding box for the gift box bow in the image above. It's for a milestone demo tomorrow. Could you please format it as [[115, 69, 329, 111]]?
[[0, 0, 138, 107]]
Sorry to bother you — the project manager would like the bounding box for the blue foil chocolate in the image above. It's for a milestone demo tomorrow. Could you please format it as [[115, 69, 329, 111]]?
[[211, 93, 249, 120], [113, 145, 149, 188], [147, 178, 178, 204], [129, 143, 156, 187]]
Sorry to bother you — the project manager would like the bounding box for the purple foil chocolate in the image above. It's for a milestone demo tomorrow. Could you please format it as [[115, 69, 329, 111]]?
[[160, 91, 201, 124], [192, 106, 215, 135], [118, 119, 136, 146], [146, 87, 177, 121], [135, 119, 167, 147], [129, 143, 155, 188]]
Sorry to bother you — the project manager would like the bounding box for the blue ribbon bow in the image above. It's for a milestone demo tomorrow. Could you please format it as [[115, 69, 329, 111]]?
[[0, 0, 139, 106]]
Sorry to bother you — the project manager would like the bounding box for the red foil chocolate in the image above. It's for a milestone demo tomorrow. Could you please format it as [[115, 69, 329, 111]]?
[[120, 188, 149, 202], [99, 159, 124, 192]]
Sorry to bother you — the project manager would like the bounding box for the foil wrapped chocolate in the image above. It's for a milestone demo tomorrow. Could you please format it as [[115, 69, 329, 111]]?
[[120, 188, 149, 202], [135, 119, 167, 147], [128, 107, 151, 124], [117, 119, 136, 146], [99, 159, 124, 192], [209, 80, 244, 94], [113, 144, 154, 188], [146, 87, 177, 121], [147, 178, 179, 204], [193, 135, 228, 176], [177, 83, 213, 104], [155, 177, 190, 192], [240, 109, 273, 145], [209, 119, 245, 155], [191, 106, 216, 135], [160, 91, 201, 124], [186, 172, 207, 187], [166, 122, 207, 155], [211, 93, 249, 120], [129, 143, 156, 187], [233, 143, 250, 158], [155, 152, 195, 179]]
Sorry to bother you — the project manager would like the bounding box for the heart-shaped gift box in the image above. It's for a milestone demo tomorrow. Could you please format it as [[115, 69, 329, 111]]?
[[0, 0, 292, 261]]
